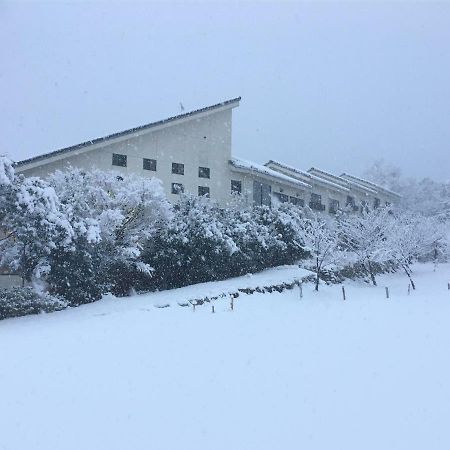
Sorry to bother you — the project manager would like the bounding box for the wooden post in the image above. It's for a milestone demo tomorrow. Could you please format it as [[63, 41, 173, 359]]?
[[230, 296, 234, 311], [408, 283, 411, 295], [299, 281, 303, 299], [212, 305, 215, 314], [342, 286, 346, 301], [385, 287, 390, 299], [193, 302, 196, 312]]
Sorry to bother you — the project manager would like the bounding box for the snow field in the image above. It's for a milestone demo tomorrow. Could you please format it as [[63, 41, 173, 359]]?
[[1, 263, 450, 450]]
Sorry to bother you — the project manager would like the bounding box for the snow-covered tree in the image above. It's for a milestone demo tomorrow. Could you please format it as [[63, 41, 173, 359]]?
[[387, 212, 429, 289], [338, 207, 394, 286], [0, 171, 73, 286], [144, 194, 237, 289], [0, 156, 14, 187], [47, 168, 171, 298], [301, 210, 343, 291], [364, 159, 450, 219]]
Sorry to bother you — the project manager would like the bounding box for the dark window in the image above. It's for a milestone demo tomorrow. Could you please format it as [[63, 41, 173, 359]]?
[[289, 196, 305, 207], [346, 196, 359, 211], [253, 181, 271, 207], [309, 193, 325, 211], [198, 186, 210, 197], [346, 195, 355, 207], [171, 183, 184, 194], [143, 158, 157, 171], [329, 199, 339, 214], [172, 162, 184, 175], [198, 167, 210, 178], [374, 197, 381, 209], [112, 153, 127, 167], [274, 192, 289, 203], [231, 180, 242, 194], [311, 193, 321, 203]]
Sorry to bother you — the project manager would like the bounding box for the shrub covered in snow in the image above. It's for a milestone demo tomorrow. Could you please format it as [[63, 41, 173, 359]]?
[[46, 168, 171, 299], [141, 197, 309, 291], [0, 287, 67, 320], [0, 169, 73, 286], [2, 159, 449, 307]]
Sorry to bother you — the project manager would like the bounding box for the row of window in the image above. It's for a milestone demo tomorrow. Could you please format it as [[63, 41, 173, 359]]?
[[112, 153, 211, 178], [113, 153, 388, 210], [273, 192, 305, 207], [171, 180, 243, 196], [172, 184, 210, 196]]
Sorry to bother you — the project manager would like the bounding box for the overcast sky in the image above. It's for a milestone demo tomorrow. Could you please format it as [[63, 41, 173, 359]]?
[[1, 1, 449, 180]]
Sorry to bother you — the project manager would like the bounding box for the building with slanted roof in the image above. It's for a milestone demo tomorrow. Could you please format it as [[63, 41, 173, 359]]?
[[15, 97, 399, 211]]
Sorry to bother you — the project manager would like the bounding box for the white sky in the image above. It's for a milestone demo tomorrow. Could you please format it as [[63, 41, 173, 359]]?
[[1, 1, 449, 180]]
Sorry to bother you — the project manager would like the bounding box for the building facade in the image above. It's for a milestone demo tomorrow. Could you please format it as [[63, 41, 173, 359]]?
[[15, 97, 400, 211]]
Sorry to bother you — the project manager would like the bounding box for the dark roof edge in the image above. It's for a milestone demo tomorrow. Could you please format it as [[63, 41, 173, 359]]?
[[16, 96, 241, 168]]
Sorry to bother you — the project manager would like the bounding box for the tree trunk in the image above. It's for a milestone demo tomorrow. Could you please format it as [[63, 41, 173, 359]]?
[[367, 260, 377, 286], [402, 264, 416, 290], [315, 257, 320, 291], [21, 244, 26, 287]]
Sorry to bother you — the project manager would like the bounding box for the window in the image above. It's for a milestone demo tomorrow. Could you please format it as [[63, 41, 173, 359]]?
[[231, 180, 242, 195], [172, 162, 184, 175], [143, 158, 157, 171], [346, 195, 358, 211], [329, 199, 339, 214], [290, 196, 304, 207], [253, 181, 271, 207], [346, 195, 355, 207], [309, 193, 325, 211], [112, 153, 127, 167], [311, 193, 321, 203], [274, 192, 289, 203], [171, 183, 184, 194], [198, 167, 210, 178], [198, 186, 210, 197]]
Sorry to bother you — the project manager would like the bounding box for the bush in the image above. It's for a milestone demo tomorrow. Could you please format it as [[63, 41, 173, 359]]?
[[0, 287, 67, 320]]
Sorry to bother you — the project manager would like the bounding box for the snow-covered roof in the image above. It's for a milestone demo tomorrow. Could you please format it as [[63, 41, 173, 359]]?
[[340, 173, 401, 198], [265, 160, 350, 193], [230, 157, 312, 189], [16, 97, 241, 169], [308, 167, 378, 195]]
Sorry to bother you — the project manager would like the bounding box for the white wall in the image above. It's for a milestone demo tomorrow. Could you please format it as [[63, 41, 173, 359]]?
[[18, 108, 237, 206]]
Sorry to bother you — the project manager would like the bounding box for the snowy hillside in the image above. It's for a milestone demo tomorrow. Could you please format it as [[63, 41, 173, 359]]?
[[1, 263, 450, 450]]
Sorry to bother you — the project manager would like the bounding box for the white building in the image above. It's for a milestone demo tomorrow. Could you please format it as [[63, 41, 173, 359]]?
[[15, 97, 400, 211]]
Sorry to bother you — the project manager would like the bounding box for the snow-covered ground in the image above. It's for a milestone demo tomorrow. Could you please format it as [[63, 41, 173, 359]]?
[[1, 263, 450, 450]]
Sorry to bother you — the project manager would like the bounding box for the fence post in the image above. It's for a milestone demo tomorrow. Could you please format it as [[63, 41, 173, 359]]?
[[408, 283, 411, 295], [230, 296, 234, 311], [385, 287, 390, 299], [193, 302, 196, 312], [212, 305, 215, 314], [299, 281, 303, 299], [342, 286, 346, 301]]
